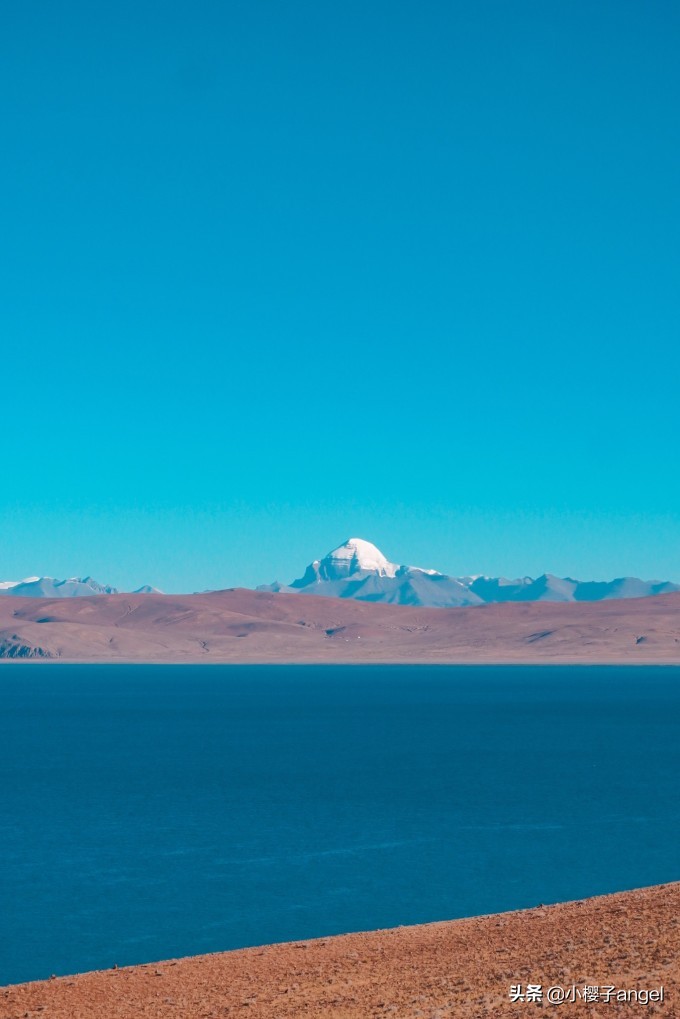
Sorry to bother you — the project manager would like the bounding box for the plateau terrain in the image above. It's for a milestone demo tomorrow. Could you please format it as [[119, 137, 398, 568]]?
[[1, 586, 679, 662]]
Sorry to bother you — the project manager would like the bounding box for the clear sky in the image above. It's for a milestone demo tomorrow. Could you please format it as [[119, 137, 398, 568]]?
[[2, 0, 679, 592]]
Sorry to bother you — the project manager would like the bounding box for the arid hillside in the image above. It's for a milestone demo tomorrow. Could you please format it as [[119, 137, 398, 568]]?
[[2, 882, 678, 1018], [1, 588, 679, 662]]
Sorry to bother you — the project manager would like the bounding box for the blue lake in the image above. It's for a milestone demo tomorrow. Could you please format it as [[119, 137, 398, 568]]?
[[1, 664, 679, 985]]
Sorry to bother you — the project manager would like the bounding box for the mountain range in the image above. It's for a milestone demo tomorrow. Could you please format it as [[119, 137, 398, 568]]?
[[1, 537, 678, 606], [258, 537, 680, 607], [0, 577, 161, 598]]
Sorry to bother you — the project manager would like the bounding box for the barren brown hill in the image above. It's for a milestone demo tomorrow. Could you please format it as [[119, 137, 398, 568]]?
[[2, 882, 678, 1018], [1, 589, 679, 662]]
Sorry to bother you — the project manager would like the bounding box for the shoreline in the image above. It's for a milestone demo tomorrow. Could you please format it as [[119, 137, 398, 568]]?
[[3, 882, 678, 1017], [2, 657, 680, 665], [3, 662, 680, 668]]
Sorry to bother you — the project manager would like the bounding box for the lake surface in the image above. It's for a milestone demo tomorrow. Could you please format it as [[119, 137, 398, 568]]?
[[1, 664, 678, 985]]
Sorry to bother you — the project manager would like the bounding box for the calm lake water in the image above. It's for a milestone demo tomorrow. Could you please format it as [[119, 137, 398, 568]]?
[[1, 664, 679, 985]]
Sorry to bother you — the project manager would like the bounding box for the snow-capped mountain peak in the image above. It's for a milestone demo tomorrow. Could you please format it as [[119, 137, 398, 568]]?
[[318, 538, 399, 579], [281, 537, 452, 595], [258, 537, 680, 608]]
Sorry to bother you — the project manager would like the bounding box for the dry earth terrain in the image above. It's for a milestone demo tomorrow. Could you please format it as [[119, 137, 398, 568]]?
[[0, 589, 680, 663], [2, 883, 678, 1018]]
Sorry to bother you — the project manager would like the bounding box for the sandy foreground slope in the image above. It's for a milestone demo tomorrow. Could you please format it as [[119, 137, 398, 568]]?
[[1, 589, 680, 663], [2, 883, 678, 1018]]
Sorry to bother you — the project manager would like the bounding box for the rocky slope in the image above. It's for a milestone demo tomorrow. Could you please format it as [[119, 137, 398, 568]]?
[[2, 882, 677, 1017]]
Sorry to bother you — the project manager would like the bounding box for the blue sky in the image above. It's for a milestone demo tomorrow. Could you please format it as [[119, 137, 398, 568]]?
[[2, 0, 679, 591]]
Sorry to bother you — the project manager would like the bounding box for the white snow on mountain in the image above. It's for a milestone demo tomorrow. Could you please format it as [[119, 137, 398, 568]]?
[[310, 538, 399, 580]]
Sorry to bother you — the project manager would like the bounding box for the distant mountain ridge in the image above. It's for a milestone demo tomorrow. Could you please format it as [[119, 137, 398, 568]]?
[[258, 537, 680, 608], [2, 538, 677, 605], [0, 577, 160, 598]]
